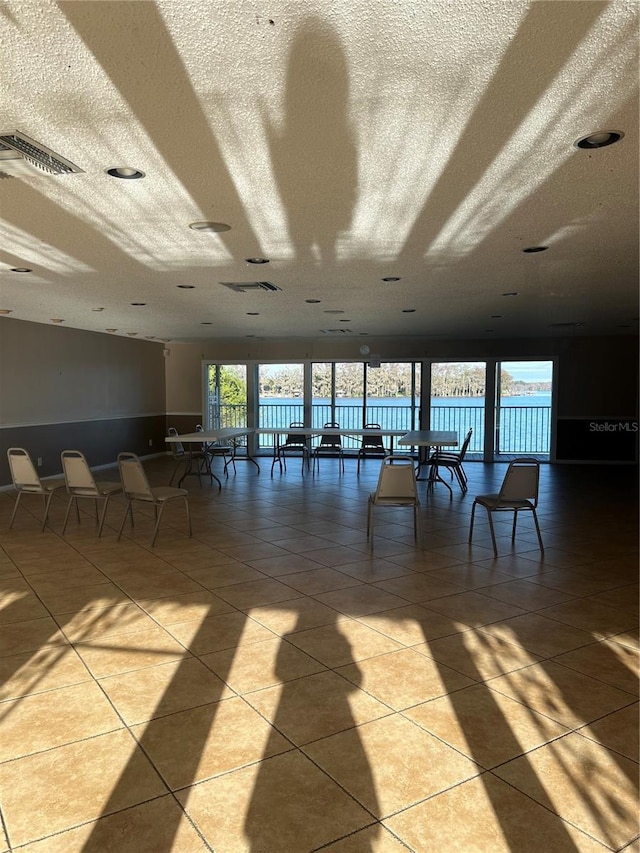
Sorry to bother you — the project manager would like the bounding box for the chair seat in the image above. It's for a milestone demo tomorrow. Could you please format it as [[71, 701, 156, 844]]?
[[149, 486, 189, 502], [475, 494, 535, 511], [21, 477, 66, 494], [73, 480, 121, 498]]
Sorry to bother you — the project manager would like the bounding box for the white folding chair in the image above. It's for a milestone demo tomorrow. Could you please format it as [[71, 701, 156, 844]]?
[[7, 447, 66, 532], [61, 450, 122, 537], [367, 455, 421, 545], [117, 452, 192, 547], [469, 457, 544, 556]]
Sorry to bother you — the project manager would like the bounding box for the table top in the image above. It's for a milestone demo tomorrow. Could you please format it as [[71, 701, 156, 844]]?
[[254, 427, 408, 437], [398, 430, 458, 447], [165, 427, 255, 444]]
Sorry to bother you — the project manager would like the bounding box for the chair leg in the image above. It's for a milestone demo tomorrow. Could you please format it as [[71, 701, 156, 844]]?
[[97, 495, 112, 537], [469, 501, 477, 543], [117, 499, 133, 541], [9, 491, 23, 530], [532, 508, 544, 553], [486, 509, 498, 557], [41, 491, 55, 533], [184, 497, 192, 537], [62, 496, 75, 535], [511, 510, 518, 543], [150, 503, 166, 548]]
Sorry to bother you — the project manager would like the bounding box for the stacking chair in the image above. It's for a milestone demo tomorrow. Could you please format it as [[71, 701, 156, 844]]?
[[167, 426, 213, 487], [117, 452, 192, 548], [7, 447, 66, 532], [469, 457, 544, 557], [367, 456, 421, 545], [273, 422, 311, 474], [428, 427, 473, 493], [357, 423, 387, 474], [60, 450, 122, 537], [196, 424, 236, 477], [313, 422, 345, 474]]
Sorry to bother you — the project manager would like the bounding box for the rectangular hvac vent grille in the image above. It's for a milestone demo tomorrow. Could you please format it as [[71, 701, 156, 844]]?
[[0, 131, 83, 176], [320, 328, 353, 335], [219, 281, 281, 293]]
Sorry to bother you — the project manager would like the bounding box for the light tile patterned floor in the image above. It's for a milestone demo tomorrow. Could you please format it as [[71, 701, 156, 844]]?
[[0, 457, 637, 852]]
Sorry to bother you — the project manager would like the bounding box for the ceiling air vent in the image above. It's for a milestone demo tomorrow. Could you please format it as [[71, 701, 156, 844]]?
[[0, 131, 83, 177], [320, 328, 353, 335], [219, 281, 281, 293]]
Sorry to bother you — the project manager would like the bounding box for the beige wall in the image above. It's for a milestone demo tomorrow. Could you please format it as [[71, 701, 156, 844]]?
[[165, 334, 639, 419], [0, 317, 166, 425]]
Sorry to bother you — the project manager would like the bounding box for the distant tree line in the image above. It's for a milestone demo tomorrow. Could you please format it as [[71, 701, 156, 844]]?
[[215, 363, 550, 400]]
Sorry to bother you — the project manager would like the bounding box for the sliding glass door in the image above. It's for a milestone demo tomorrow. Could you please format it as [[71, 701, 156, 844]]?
[[495, 361, 553, 457]]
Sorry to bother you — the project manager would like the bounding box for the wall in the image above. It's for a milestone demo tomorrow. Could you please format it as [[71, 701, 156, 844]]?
[[165, 333, 639, 461], [0, 317, 167, 484]]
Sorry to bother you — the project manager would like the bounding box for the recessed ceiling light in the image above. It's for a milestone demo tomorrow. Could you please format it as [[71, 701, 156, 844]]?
[[0, 309, 13, 315], [381, 276, 401, 282], [305, 299, 321, 304], [189, 221, 231, 232], [491, 314, 503, 319], [246, 334, 256, 338], [177, 285, 195, 289], [159, 338, 171, 342], [145, 336, 155, 339], [246, 312, 260, 316], [92, 307, 104, 312], [10, 267, 32, 273], [574, 131, 624, 150], [324, 309, 344, 314], [131, 302, 146, 306], [51, 318, 64, 324], [246, 257, 269, 264], [402, 309, 416, 313], [106, 167, 145, 179], [127, 332, 138, 336], [502, 291, 519, 297], [201, 322, 212, 325], [618, 324, 631, 328], [522, 246, 548, 253], [550, 321, 583, 328], [105, 328, 118, 332], [339, 319, 351, 323]]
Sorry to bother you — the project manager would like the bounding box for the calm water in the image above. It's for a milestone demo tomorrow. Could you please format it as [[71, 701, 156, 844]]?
[[253, 394, 552, 453]]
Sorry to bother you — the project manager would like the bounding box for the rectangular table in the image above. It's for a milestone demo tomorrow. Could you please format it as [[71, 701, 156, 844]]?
[[165, 428, 258, 486], [398, 430, 459, 493]]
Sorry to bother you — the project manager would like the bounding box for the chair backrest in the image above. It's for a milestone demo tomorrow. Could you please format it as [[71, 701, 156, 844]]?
[[118, 452, 154, 500], [61, 450, 99, 495], [319, 422, 341, 448], [284, 422, 307, 448], [374, 456, 418, 501], [7, 448, 41, 489], [167, 426, 185, 456], [459, 428, 473, 460], [499, 458, 540, 505], [362, 424, 384, 450]]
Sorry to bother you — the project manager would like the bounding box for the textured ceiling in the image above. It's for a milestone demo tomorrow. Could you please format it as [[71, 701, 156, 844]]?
[[0, 0, 638, 343]]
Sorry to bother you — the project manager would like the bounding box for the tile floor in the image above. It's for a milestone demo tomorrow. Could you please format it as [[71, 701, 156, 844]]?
[[0, 456, 637, 852]]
